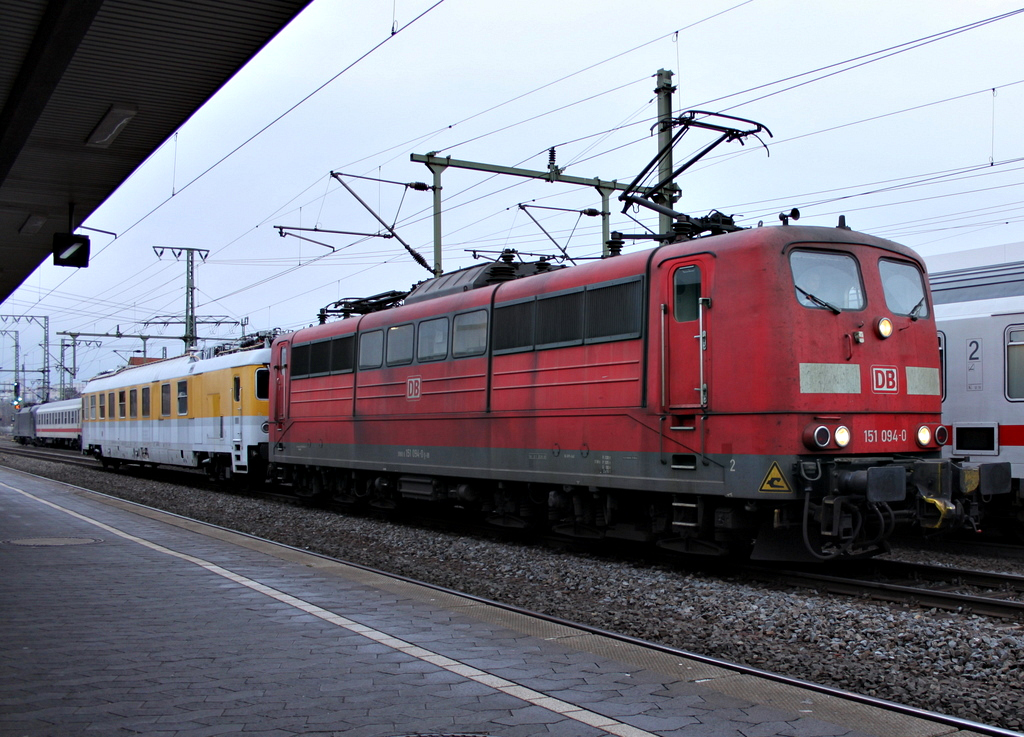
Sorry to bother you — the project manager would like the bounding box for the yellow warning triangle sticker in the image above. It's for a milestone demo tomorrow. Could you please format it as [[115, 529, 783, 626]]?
[[759, 462, 792, 493]]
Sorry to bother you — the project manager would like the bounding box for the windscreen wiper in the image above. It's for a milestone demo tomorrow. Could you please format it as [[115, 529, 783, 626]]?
[[795, 286, 841, 314]]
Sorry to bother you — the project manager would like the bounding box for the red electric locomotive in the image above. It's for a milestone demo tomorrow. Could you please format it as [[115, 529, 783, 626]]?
[[268, 222, 1009, 561]]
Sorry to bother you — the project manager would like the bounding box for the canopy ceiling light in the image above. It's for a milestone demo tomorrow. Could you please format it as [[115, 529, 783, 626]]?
[[85, 105, 137, 148], [19, 214, 47, 235]]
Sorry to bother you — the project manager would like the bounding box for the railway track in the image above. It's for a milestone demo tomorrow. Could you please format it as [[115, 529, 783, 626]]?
[[1, 443, 100, 469], [5, 438, 1024, 620], [748, 559, 1024, 620]]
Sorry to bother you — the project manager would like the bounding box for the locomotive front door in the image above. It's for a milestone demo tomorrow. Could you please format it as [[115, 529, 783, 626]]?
[[661, 258, 711, 410]]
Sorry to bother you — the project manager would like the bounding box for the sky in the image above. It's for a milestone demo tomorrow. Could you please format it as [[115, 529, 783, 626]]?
[[4, 0, 1024, 401]]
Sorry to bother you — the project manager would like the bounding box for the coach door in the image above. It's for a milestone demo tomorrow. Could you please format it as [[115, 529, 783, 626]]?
[[660, 258, 712, 410], [231, 373, 243, 440]]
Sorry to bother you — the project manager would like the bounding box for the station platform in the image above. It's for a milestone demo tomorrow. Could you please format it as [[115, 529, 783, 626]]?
[[0, 466, 993, 737]]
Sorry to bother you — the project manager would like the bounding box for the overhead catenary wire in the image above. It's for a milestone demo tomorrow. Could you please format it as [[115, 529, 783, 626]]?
[[20, 3, 1024, 382]]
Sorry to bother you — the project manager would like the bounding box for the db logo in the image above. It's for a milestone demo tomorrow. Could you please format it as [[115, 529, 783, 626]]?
[[871, 366, 899, 393], [406, 376, 422, 401]]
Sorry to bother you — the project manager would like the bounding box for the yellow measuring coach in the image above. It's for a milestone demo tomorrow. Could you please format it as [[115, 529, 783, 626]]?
[[81, 347, 271, 480]]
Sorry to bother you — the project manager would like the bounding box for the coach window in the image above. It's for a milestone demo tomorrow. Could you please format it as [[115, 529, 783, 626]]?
[[358, 330, 383, 369], [177, 380, 188, 415], [387, 324, 414, 366], [453, 310, 488, 357], [1006, 328, 1024, 399], [96, 395, 103, 420], [161, 383, 171, 416], [790, 250, 864, 311], [880, 259, 929, 318], [129, 389, 138, 418], [141, 387, 151, 417], [255, 368, 269, 400], [674, 266, 701, 321], [118, 390, 127, 418], [108, 393, 115, 420], [418, 317, 449, 362]]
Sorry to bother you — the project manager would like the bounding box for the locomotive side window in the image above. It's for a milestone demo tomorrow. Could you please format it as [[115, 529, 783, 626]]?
[[255, 368, 269, 400], [790, 250, 864, 311], [161, 383, 171, 416], [674, 266, 701, 321], [291, 343, 311, 378], [358, 330, 384, 369], [587, 278, 643, 341], [309, 340, 331, 375], [386, 324, 415, 366], [418, 317, 449, 362], [1006, 328, 1024, 400], [453, 310, 488, 357], [493, 300, 535, 353], [880, 259, 929, 318], [938, 332, 946, 402], [537, 291, 584, 348], [330, 336, 355, 373]]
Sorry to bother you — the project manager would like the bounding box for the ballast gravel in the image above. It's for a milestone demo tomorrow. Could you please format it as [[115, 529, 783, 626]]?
[[3, 453, 1022, 733]]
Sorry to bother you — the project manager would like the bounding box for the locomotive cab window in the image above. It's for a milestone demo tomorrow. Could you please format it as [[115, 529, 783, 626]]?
[[674, 266, 701, 322], [790, 250, 864, 312], [880, 259, 929, 318]]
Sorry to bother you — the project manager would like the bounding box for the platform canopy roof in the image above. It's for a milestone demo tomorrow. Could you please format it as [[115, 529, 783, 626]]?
[[0, 0, 312, 304]]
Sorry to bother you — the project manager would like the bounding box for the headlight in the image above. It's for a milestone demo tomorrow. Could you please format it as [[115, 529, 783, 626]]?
[[834, 426, 851, 448], [916, 425, 932, 447], [876, 317, 894, 339], [803, 425, 831, 450]]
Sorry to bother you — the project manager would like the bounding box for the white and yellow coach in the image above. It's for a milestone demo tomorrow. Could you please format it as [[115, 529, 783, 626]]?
[[82, 347, 271, 481]]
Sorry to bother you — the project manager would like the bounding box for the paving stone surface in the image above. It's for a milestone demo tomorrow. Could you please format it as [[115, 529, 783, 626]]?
[[0, 469, 945, 737]]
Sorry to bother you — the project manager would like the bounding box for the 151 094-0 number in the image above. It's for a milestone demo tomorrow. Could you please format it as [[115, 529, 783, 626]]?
[[863, 429, 907, 443]]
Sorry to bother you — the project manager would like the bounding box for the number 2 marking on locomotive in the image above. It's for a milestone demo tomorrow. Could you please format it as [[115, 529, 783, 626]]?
[[406, 376, 422, 400]]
